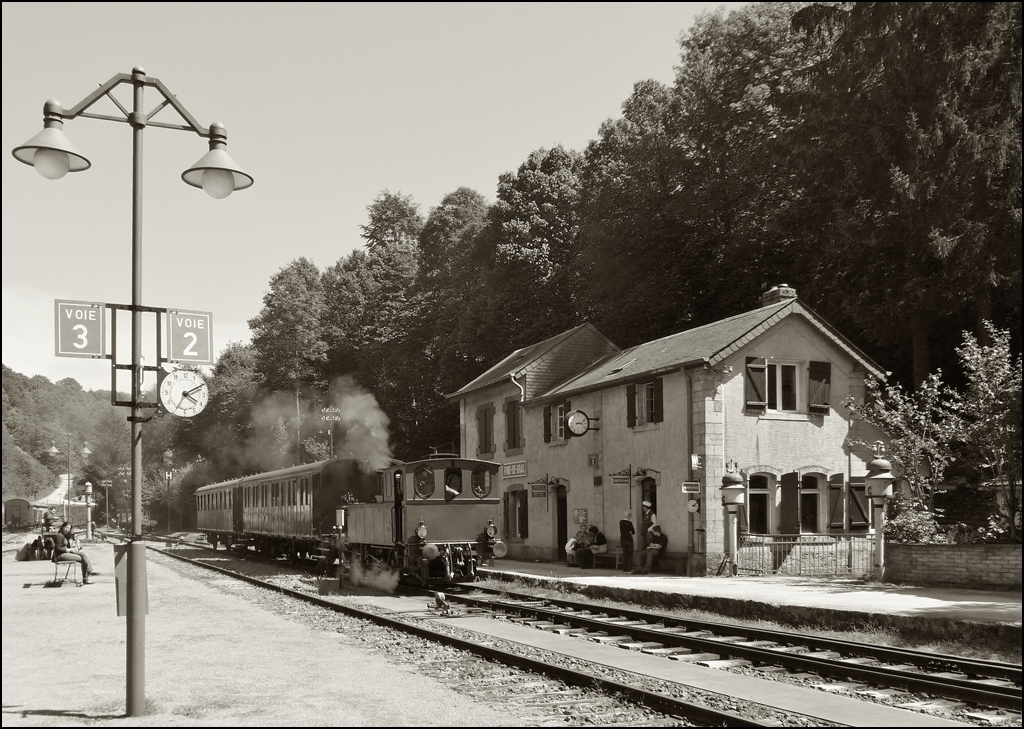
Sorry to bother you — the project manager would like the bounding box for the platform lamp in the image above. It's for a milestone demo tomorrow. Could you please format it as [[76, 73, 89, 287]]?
[[720, 463, 745, 577], [45, 437, 91, 522], [865, 442, 896, 582], [12, 67, 253, 718], [84, 481, 94, 540]]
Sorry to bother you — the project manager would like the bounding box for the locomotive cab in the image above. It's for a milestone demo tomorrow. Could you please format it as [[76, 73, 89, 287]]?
[[346, 456, 503, 585]]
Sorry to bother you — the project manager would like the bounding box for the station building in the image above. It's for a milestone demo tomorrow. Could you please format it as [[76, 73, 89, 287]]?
[[446, 285, 889, 575]]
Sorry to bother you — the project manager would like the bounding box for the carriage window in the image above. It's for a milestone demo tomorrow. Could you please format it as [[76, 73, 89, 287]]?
[[444, 468, 463, 502], [414, 465, 435, 499], [471, 466, 492, 498]]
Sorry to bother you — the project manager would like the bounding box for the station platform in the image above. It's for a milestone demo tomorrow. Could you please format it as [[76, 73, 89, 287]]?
[[1, 540, 512, 726], [477, 560, 1023, 645]]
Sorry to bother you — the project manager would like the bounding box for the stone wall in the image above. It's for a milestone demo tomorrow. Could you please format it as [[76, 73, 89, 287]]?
[[886, 543, 1021, 589]]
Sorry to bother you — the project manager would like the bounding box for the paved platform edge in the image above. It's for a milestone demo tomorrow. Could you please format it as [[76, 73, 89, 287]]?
[[477, 568, 1023, 645]]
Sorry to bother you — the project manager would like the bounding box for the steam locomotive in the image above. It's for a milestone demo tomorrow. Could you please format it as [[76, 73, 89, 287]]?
[[195, 455, 507, 585]]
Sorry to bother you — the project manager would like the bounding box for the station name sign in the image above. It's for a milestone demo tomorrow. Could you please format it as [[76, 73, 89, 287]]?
[[502, 461, 527, 479]]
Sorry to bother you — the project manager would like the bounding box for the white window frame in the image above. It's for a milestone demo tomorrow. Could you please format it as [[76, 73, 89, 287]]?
[[557, 404, 567, 440], [635, 381, 656, 426], [767, 362, 800, 412]]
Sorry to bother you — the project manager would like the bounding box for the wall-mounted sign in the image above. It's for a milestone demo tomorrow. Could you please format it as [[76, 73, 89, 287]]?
[[573, 508, 588, 524], [531, 484, 548, 497], [691, 454, 704, 470], [611, 476, 630, 486], [502, 461, 527, 479], [681, 481, 701, 494]]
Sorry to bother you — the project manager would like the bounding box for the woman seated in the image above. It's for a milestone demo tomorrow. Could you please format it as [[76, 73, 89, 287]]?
[[579, 525, 607, 569], [52, 522, 100, 584]]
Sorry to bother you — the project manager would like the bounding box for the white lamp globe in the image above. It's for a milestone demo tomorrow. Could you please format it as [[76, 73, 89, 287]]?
[[34, 148, 70, 180], [201, 168, 234, 199]]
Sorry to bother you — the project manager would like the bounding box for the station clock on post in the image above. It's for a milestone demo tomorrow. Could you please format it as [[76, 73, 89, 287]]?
[[158, 368, 209, 417]]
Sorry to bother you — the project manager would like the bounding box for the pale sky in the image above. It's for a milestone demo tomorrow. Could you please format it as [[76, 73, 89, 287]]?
[[3, 2, 745, 392]]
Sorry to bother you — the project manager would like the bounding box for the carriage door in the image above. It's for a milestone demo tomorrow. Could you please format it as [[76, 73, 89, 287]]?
[[391, 470, 404, 543], [232, 486, 243, 535]]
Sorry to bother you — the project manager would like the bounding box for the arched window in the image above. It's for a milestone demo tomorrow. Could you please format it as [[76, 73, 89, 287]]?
[[800, 474, 823, 533], [747, 474, 771, 534]]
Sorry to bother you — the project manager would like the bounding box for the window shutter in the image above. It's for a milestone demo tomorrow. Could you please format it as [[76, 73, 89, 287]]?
[[486, 405, 494, 453], [626, 384, 636, 428], [828, 473, 845, 531], [653, 377, 664, 423], [518, 491, 529, 538], [503, 400, 510, 451], [745, 357, 767, 410], [476, 410, 483, 456], [518, 403, 525, 449], [847, 476, 869, 530], [562, 400, 571, 440], [779, 472, 800, 534], [543, 406, 551, 443], [809, 361, 832, 413]]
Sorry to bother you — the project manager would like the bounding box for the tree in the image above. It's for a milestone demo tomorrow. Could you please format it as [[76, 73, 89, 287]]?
[[249, 258, 328, 463], [249, 258, 328, 394], [789, 2, 1023, 387], [948, 322, 1022, 541], [476, 146, 586, 351]]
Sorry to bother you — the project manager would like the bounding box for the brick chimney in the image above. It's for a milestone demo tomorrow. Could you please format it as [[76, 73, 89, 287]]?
[[760, 284, 797, 307]]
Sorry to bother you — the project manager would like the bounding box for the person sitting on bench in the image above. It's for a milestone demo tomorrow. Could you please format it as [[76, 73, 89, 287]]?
[[579, 525, 607, 569], [634, 524, 667, 574], [52, 522, 99, 584]]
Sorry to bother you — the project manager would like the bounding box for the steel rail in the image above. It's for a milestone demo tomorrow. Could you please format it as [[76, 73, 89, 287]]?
[[468, 582, 1022, 681], [149, 547, 772, 727], [447, 587, 1021, 711]]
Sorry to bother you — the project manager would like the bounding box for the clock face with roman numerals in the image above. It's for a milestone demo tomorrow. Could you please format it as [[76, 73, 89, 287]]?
[[158, 369, 209, 417]]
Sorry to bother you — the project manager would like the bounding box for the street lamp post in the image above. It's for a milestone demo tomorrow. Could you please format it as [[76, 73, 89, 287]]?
[[13, 67, 252, 717], [85, 481, 94, 540], [165, 469, 175, 533], [46, 436, 91, 522], [100, 480, 112, 528], [866, 442, 896, 582], [720, 467, 745, 577]]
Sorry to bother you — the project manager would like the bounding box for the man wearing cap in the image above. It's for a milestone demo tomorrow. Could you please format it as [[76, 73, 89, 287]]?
[[639, 500, 657, 551]]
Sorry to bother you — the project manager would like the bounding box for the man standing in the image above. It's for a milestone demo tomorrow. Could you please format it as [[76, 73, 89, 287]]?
[[619, 510, 635, 572], [639, 500, 657, 551]]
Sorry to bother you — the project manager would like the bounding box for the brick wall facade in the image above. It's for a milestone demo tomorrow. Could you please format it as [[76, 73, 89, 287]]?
[[886, 543, 1022, 589]]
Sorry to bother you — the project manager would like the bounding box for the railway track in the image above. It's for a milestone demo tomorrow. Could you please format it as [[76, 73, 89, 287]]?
[[144, 540, 1021, 724], [147, 544, 822, 726], [422, 584, 1021, 722]]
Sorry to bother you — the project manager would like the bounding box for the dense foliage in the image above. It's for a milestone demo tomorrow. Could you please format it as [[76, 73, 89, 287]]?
[[4, 4, 1020, 530]]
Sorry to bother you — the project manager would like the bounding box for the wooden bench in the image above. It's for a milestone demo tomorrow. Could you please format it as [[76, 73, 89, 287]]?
[[593, 547, 623, 571]]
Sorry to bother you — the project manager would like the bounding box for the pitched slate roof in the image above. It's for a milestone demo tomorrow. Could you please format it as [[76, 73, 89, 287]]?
[[445, 323, 620, 400], [539, 298, 885, 401]]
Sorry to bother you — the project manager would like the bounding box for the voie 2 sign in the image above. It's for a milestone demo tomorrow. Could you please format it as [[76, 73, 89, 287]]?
[[168, 310, 213, 364]]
